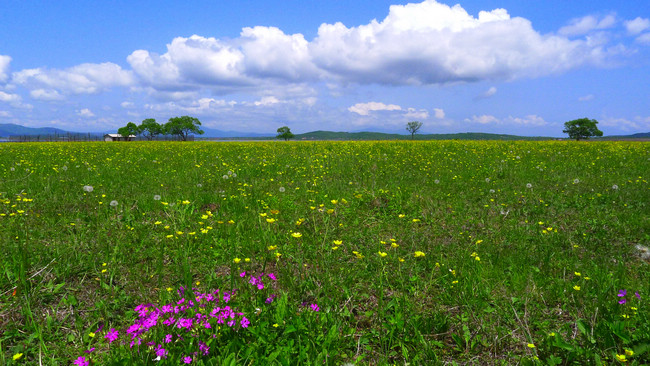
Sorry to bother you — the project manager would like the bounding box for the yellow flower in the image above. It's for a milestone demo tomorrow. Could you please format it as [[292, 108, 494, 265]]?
[[527, 343, 535, 348], [414, 251, 425, 257], [201, 215, 208, 220], [475, 256, 480, 261], [182, 200, 190, 205], [332, 246, 339, 250], [228, 220, 235, 224], [154, 221, 162, 225], [625, 349, 634, 356], [267, 245, 277, 251], [615, 354, 627, 362], [391, 243, 399, 248], [475, 240, 483, 244], [377, 251, 387, 257], [245, 258, 250, 262], [259, 213, 267, 217], [13, 353, 23, 360], [291, 232, 302, 238], [167, 287, 172, 292], [573, 285, 580, 291], [273, 323, 279, 327], [331, 199, 338, 204], [275, 252, 282, 258], [412, 218, 421, 223], [89, 332, 95, 338], [574, 272, 581, 276], [233, 258, 241, 264], [333, 240, 343, 245], [548, 332, 555, 337], [266, 218, 276, 223], [398, 214, 405, 218]]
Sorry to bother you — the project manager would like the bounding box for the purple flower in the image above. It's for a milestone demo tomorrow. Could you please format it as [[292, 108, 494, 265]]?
[[199, 341, 210, 355], [635, 291, 641, 299], [240, 271, 246, 277], [310, 303, 320, 312], [164, 334, 172, 343], [105, 328, 119, 343], [268, 273, 277, 281], [84, 347, 95, 354], [73, 356, 89, 366], [618, 289, 627, 297], [240, 316, 250, 328], [619, 298, 627, 305], [183, 356, 193, 364], [155, 345, 168, 359]]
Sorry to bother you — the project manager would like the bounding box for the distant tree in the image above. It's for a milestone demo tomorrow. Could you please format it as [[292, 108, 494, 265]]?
[[563, 118, 603, 141], [164, 116, 204, 141], [276, 126, 295, 141], [138, 118, 162, 140], [117, 122, 138, 141], [406, 121, 423, 140]]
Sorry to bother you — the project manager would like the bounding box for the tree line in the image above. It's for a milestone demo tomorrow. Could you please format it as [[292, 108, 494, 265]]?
[[118, 116, 204, 141]]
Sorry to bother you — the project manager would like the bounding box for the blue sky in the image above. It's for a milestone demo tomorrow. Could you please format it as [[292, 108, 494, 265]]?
[[1, 0, 649, 136]]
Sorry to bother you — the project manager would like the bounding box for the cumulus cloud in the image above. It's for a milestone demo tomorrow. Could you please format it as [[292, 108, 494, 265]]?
[[77, 108, 95, 117], [348, 102, 401, 115], [559, 14, 617, 36], [310, 1, 619, 85], [254, 96, 281, 106], [12, 62, 133, 95], [578, 94, 594, 102], [624, 17, 650, 35], [121, 101, 135, 109], [433, 108, 445, 119], [0, 91, 21, 104], [0, 55, 11, 83]]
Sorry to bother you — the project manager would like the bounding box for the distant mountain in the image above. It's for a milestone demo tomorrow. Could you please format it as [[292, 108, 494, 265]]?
[[0, 123, 76, 137], [599, 132, 650, 139]]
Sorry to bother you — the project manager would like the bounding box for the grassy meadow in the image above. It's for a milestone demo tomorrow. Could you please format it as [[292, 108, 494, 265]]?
[[1, 140, 649, 365]]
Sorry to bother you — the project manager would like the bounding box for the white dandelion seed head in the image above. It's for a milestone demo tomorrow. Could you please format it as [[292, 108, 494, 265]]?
[[434, 179, 440, 184], [228, 170, 233, 176], [62, 165, 68, 171], [573, 179, 580, 184], [526, 183, 533, 189], [153, 195, 161, 201], [10, 167, 15, 171], [222, 175, 229, 179], [196, 183, 202, 188], [485, 178, 490, 183], [110, 200, 118, 207], [612, 184, 619, 190], [83, 185, 94, 192], [25, 168, 29, 172], [279, 187, 285, 193], [489, 189, 495, 193], [516, 156, 521, 160]]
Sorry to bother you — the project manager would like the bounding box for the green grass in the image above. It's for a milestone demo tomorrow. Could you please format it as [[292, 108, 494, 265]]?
[[1, 140, 649, 365]]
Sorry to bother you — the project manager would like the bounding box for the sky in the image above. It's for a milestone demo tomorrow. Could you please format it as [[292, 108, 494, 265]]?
[[1, 0, 649, 136]]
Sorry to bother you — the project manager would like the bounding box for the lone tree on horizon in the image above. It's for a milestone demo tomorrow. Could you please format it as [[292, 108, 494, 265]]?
[[563, 118, 603, 141], [138, 118, 163, 140], [406, 121, 423, 140], [276, 126, 295, 141], [165, 116, 204, 141]]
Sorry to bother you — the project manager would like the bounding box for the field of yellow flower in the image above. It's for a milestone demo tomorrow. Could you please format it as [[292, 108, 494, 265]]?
[[1, 140, 648, 364]]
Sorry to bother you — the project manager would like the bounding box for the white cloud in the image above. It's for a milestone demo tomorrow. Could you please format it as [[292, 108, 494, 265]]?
[[624, 17, 650, 35], [77, 108, 95, 117], [0, 91, 21, 104], [506, 114, 547, 126], [433, 108, 445, 119], [12, 62, 134, 95], [0, 55, 11, 83], [310, 1, 617, 85], [348, 102, 401, 115], [636, 33, 650, 45], [254, 96, 281, 106], [559, 14, 617, 36], [404, 108, 429, 119], [477, 86, 497, 99], [465, 114, 547, 126], [0, 110, 11, 117], [600, 116, 650, 131], [30, 89, 64, 101], [578, 94, 594, 102], [467, 114, 499, 124], [121, 101, 135, 109]]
